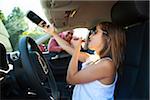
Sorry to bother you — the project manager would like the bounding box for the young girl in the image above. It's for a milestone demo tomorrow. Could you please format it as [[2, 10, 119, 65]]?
[[40, 21, 126, 100]]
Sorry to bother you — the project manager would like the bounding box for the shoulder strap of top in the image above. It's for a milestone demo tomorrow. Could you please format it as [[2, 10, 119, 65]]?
[[95, 57, 112, 63], [101, 57, 112, 61]]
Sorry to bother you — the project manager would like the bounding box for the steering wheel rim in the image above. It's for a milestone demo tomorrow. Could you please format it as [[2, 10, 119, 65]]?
[[19, 36, 58, 99]]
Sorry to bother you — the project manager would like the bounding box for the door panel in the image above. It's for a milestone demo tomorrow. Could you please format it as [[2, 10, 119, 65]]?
[[43, 52, 71, 82]]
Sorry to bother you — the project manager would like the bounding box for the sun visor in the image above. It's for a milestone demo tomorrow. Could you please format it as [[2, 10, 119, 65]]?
[[111, 1, 149, 27]]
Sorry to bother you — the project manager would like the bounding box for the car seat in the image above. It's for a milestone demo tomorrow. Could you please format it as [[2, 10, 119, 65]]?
[[111, 1, 149, 99], [0, 43, 9, 71]]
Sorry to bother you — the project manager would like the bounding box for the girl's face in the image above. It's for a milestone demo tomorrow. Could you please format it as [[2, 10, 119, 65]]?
[[88, 25, 105, 53]]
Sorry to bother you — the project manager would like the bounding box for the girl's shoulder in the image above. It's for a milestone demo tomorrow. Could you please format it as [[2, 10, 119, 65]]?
[[99, 57, 112, 62], [96, 57, 115, 72]]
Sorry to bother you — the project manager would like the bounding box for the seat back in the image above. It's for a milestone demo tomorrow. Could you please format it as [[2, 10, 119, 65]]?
[[0, 43, 9, 71], [111, 1, 149, 99]]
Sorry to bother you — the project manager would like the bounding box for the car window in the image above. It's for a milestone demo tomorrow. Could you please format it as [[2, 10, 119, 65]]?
[[0, 19, 13, 52], [0, 0, 49, 52]]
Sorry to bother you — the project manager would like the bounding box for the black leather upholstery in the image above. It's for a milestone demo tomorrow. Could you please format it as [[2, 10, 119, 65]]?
[[0, 43, 9, 70], [111, 1, 149, 100], [132, 21, 149, 99], [115, 22, 149, 99], [124, 24, 144, 67]]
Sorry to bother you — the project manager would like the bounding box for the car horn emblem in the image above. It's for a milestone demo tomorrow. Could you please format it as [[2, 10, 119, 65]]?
[[35, 52, 48, 74]]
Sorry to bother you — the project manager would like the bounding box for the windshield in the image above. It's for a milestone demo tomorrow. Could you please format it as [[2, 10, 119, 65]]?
[[0, 0, 49, 51], [0, 0, 91, 53]]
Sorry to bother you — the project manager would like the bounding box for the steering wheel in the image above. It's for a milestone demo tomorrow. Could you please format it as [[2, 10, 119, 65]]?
[[19, 36, 58, 99]]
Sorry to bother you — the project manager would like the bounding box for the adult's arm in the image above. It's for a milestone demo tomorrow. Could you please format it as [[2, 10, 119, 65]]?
[[48, 38, 63, 52]]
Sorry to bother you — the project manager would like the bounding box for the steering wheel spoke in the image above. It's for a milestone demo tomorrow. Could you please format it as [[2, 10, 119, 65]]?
[[19, 36, 58, 99]]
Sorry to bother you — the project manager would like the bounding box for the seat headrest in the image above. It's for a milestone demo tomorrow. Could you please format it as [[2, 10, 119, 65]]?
[[111, 1, 149, 27]]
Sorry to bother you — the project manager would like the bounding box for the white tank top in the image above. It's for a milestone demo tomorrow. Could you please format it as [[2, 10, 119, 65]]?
[[72, 55, 118, 100]]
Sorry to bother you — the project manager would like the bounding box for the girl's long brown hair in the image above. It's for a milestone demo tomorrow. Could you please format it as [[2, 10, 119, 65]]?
[[98, 22, 126, 68]]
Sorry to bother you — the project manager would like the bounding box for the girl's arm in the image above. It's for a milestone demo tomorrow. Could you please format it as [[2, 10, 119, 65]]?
[[40, 23, 89, 62], [66, 38, 82, 83]]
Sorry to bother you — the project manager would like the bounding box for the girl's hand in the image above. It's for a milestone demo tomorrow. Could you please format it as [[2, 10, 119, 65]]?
[[38, 21, 57, 36], [71, 37, 83, 49]]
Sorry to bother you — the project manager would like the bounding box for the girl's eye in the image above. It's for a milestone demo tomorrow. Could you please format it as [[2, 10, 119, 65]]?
[[103, 31, 108, 35]]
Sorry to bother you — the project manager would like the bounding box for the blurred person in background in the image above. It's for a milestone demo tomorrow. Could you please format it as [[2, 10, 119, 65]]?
[[48, 30, 73, 53]]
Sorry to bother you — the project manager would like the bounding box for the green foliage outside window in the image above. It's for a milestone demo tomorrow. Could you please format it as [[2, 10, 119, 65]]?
[[2, 7, 48, 51], [3, 7, 29, 50], [0, 10, 6, 22]]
